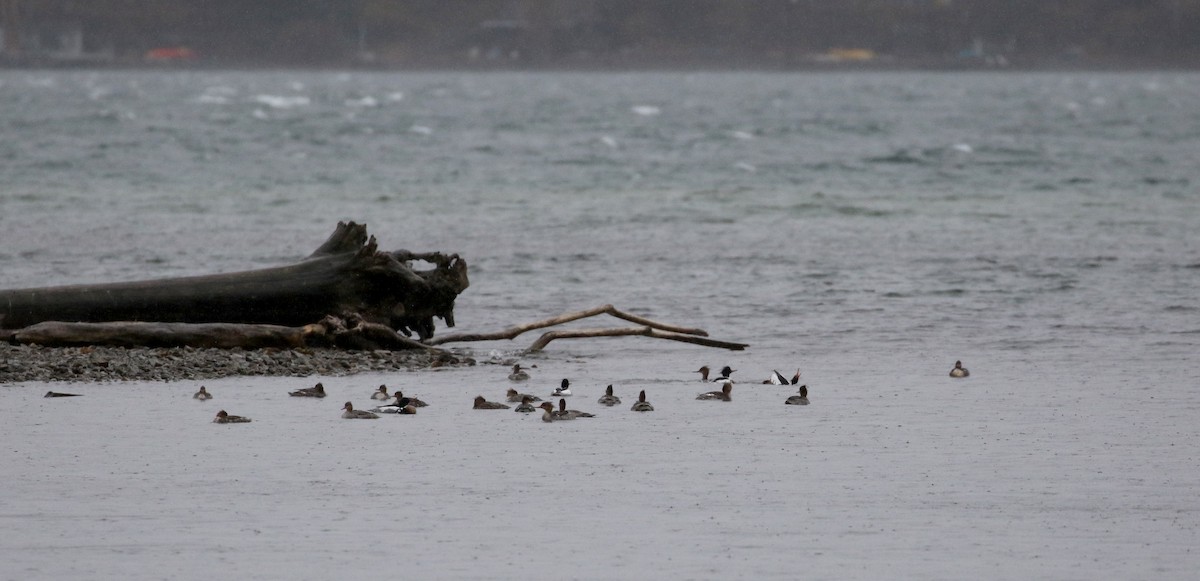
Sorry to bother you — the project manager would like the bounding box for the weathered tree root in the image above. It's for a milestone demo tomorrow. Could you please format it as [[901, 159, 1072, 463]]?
[[0, 222, 470, 345]]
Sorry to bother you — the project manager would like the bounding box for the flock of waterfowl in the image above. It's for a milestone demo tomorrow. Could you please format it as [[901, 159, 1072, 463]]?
[[42, 360, 970, 424]]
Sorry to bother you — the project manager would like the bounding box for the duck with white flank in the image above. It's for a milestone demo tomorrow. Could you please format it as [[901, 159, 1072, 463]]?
[[514, 396, 538, 413], [949, 360, 970, 378], [508, 364, 531, 381], [697, 379, 733, 401], [597, 385, 621, 406], [552, 379, 572, 397], [341, 401, 379, 419], [556, 398, 595, 419], [370, 396, 416, 414], [506, 387, 541, 403], [764, 369, 801, 385], [290, 382, 327, 398], [213, 410, 251, 424], [193, 386, 213, 400], [785, 385, 810, 405], [473, 395, 510, 410], [370, 385, 391, 400], [696, 365, 735, 382], [393, 390, 428, 407], [631, 390, 654, 412]]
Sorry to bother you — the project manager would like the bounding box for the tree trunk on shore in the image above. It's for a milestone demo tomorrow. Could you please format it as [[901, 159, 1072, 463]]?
[[0, 222, 469, 344]]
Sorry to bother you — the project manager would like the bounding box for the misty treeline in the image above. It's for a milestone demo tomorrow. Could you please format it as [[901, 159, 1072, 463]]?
[[11, 0, 1200, 66]]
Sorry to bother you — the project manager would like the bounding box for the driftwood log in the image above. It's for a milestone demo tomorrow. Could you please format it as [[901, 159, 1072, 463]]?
[[0, 222, 469, 350]]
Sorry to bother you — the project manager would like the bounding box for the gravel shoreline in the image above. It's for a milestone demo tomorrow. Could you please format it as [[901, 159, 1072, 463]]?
[[0, 343, 474, 383]]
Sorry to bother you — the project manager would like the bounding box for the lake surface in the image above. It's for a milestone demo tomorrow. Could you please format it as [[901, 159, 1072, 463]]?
[[1, 70, 1198, 580]]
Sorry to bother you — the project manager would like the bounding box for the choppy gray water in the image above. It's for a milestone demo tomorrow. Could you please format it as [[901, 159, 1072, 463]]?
[[1, 70, 1199, 579]]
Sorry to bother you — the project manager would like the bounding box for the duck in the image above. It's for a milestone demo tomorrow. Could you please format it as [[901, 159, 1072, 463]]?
[[370, 396, 417, 414], [44, 391, 81, 398], [508, 364, 531, 381], [696, 365, 735, 382], [785, 385, 810, 405], [289, 382, 327, 398], [370, 385, 391, 400], [514, 396, 538, 413], [551, 378, 572, 397], [393, 390, 428, 407], [949, 360, 970, 378], [473, 395, 510, 410], [213, 410, 251, 424], [697, 379, 733, 401], [631, 390, 654, 412], [556, 398, 595, 419], [764, 369, 801, 385], [506, 387, 541, 403], [193, 386, 213, 400], [597, 385, 621, 406], [537, 402, 559, 422], [341, 401, 379, 419]]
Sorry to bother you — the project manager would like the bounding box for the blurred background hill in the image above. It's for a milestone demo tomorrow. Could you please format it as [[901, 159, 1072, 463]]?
[[3, 0, 1198, 69]]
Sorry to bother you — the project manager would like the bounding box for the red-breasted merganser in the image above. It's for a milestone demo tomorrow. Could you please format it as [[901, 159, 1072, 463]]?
[[44, 391, 81, 398], [507, 387, 541, 402], [556, 398, 595, 419], [474, 395, 510, 409], [213, 410, 251, 423], [950, 360, 970, 378], [341, 401, 379, 419], [393, 390, 428, 407], [290, 382, 327, 398], [597, 385, 621, 406], [514, 396, 537, 413], [508, 364, 531, 381], [371, 396, 416, 414], [538, 402, 559, 422], [193, 386, 213, 400], [631, 390, 654, 412], [371, 385, 391, 400], [764, 369, 801, 385], [697, 379, 733, 401], [785, 385, 810, 405], [552, 378, 572, 397]]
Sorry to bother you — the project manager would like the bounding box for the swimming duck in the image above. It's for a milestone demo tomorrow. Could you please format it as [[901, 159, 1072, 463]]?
[[393, 390, 428, 407], [551, 378, 572, 397], [193, 386, 213, 400], [631, 390, 654, 412], [370, 396, 417, 414], [341, 401, 379, 419], [290, 382, 326, 398], [508, 364, 531, 381], [370, 385, 391, 400], [556, 398, 595, 419], [597, 385, 621, 406], [507, 387, 541, 403], [697, 379, 733, 401], [537, 402, 559, 422], [949, 360, 970, 378], [785, 385, 810, 405], [213, 410, 251, 424], [514, 396, 538, 413], [696, 365, 735, 382], [44, 391, 81, 398], [764, 369, 801, 385], [473, 395, 510, 410]]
